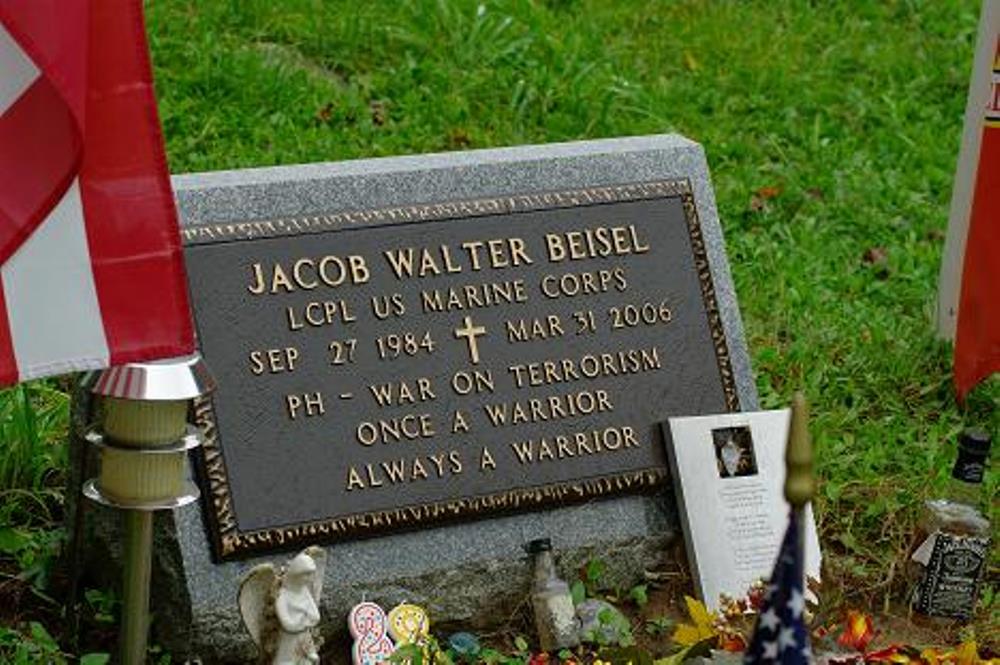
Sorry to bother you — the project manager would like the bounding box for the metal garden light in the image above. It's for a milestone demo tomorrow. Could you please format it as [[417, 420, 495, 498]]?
[[81, 354, 215, 665]]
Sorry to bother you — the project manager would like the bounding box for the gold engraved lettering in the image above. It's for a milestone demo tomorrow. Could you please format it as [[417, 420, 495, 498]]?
[[248, 255, 370, 294], [343, 451, 464, 491], [346, 466, 365, 491], [448, 450, 463, 474], [508, 346, 661, 388], [365, 464, 384, 488], [286, 299, 356, 331], [511, 425, 640, 463], [356, 414, 436, 446], [540, 267, 628, 299], [483, 389, 613, 426], [545, 224, 650, 263], [479, 446, 496, 471], [369, 378, 436, 407], [452, 410, 470, 433], [286, 392, 325, 419], [249, 346, 299, 375], [270, 263, 294, 292], [292, 259, 318, 289], [371, 293, 406, 319], [410, 458, 429, 480], [506, 315, 564, 342], [384, 237, 534, 279], [451, 370, 495, 395], [420, 279, 527, 313]]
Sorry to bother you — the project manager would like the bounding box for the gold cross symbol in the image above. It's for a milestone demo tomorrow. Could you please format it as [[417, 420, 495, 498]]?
[[454, 316, 487, 364]]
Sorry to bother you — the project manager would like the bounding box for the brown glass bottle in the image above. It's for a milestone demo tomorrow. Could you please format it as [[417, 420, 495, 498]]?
[[908, 429, 991, 623]]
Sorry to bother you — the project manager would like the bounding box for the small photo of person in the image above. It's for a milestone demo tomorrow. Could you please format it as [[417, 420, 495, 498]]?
[[711, 426, 758, 478]]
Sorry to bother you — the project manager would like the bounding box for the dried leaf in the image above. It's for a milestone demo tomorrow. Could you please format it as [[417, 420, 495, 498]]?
[[314, 102, 334, 124], [448, 129, 471, 149], [370, 100, 387, 126], [672, 596, 717, 646], [756, 184, 782, 199], [836, 610, 875, 653], [862, 247, 888, 265]]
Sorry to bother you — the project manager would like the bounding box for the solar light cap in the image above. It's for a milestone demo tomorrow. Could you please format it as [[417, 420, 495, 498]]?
[[82, 353, 215, 401]]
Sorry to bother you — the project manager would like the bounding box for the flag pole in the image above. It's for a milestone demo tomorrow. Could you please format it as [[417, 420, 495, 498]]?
[[785, 393, 815, 566]]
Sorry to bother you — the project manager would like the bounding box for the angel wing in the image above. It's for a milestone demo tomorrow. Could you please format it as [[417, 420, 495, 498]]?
[[302, 545, 327, 603], [238, 563, 278, 650]]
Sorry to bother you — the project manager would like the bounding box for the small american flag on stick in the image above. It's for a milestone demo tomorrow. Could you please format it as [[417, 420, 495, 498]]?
[[0, 0, 194, 386], [744, 393, 814, 665]]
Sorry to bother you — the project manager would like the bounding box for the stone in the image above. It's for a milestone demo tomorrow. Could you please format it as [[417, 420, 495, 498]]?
[[66, 135, 757, 663], [576, 599, 630, 646], [447, 632, 481, 659]]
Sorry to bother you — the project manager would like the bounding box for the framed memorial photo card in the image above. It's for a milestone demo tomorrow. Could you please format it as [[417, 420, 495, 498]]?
[[664, 410, 821, 609]]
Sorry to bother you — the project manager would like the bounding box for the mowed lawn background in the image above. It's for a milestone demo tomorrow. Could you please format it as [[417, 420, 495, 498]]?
[[1, 0, 997, 657], [149, 0, 998, 608]]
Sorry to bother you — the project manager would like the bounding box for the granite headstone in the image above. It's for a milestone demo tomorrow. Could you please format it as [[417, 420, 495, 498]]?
[[67, 134, 757, 662]]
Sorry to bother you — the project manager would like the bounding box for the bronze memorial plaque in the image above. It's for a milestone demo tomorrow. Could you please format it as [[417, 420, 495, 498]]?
[[183, 180, 740, 560]]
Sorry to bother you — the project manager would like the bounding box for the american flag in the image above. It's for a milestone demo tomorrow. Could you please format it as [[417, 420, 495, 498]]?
[[743, 511, 811, 665], [0, 1, 194, 386]]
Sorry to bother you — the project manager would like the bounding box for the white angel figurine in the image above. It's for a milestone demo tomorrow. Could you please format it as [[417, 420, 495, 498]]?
[[240, 545, 327, 665]]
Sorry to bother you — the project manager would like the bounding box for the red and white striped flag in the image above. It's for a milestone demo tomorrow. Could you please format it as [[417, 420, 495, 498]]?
[[0, 1, 193, 386], [938, 1, 1000, 401]]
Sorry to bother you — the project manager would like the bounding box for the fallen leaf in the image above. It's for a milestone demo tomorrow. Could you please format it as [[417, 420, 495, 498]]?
[[672, 596, 718, 646], [314, 102, 334, 124], [448, 129, 471, 149], [718, 633, 746, 652], [806, 187, 825, 200], [862, 246, 888, 266], [755, 184, 782, 199], [837, 610, 875, 653], [370, 100, 387, 126], [749, 185, 781, 213]]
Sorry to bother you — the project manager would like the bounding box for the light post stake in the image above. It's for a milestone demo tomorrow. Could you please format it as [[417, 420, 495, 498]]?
[[81, 354, 215, 665]]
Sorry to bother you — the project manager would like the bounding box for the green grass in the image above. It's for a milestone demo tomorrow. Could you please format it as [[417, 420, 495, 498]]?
[[1, 0, 998, 657], [147, 0, 998, 606]]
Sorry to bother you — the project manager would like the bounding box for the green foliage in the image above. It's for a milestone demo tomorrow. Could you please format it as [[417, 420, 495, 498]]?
[[0, 524, 63, 599], [0, 382, 69, 491], [0, 622, 64, 664], [136, 0, 996, 611], [477, 647, 522, 665], [389, 635, 456, 665], [628, 584, 649, 608], [644, 616, 673, 638], [143, 0, 1000, 607], [2, 0, 999, 659], [598, 645, 654, 665], [604, 608, 635, 647], [0, 622, 108, 665], [84, 588, 120, 625]]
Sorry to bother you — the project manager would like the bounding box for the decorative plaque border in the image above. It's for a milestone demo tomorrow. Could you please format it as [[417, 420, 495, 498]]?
[[186, 179, 740, 560]]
